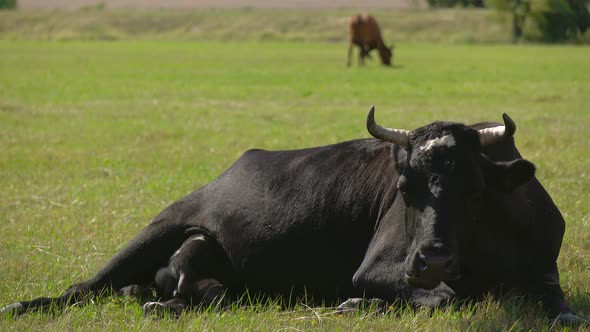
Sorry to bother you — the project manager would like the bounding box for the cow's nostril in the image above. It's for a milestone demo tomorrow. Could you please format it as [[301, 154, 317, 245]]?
[[418, 248, 455, 274], [417, 254, 428, 273]]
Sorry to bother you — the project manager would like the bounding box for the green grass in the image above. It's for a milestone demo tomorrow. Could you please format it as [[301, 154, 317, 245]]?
[[0, 38, 589, 330]]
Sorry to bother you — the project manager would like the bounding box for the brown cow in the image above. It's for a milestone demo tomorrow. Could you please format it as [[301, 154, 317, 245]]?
[[347, 14, 393, 67]]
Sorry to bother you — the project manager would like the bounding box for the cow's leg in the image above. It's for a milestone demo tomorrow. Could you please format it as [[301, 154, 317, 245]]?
[[143, 298, 188, 317], [358, 48, 365, 66], [363, 47, 373, 60], [117, 284, 151, 300], [535, 271, 585, 324], [144, 279, 225, 317], [337, 283, 455, 314], [144, 233, 231, 316], [347, 42, 354, 67], [1, 220, 198, 315]]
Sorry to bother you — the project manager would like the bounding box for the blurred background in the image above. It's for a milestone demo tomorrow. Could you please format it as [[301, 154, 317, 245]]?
[[1, 0, 589, 43]]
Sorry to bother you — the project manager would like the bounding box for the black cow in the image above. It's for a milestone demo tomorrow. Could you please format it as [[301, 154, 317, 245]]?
[[1, 107, 582, 324]]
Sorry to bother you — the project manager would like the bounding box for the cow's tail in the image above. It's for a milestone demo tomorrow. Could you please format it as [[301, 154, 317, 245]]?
[[1, 220, 199, 315]]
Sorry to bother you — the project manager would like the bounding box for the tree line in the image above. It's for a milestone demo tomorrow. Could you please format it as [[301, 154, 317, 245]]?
[[428, 0, 590, 42]]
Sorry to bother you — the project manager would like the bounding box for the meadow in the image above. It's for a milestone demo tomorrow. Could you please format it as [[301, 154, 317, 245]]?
[[1, 9, 590, 332]]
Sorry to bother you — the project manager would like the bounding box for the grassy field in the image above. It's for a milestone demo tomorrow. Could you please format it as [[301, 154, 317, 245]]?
[[0, 18, 589, 331], [0, 8, 510, 43]]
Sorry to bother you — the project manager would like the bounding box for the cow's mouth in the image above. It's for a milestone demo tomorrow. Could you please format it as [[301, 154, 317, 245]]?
[[404, 273, 442, 290], [404, 271, 461, 290], [404, 248, 462, 290]]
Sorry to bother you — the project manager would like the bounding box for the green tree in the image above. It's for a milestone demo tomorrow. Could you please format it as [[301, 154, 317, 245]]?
[[0, 0, 17, 9], [488, 0, 532, 41], [490, 0, 590, 42], [532, 0, 590, 41]]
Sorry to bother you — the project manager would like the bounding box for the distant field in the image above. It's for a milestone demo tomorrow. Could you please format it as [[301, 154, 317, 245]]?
[[0, 39, 589, 330], [0, 8, 509, 43], [19, 0, 424, 9]]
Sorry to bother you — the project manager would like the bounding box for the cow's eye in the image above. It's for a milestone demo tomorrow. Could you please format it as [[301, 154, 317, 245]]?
[[400, 189, 409, 202], [397, 176, 408, 195], [397, 175, 414, 204]]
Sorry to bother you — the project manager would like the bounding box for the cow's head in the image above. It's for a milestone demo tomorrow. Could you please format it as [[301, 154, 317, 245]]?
[[366, 106, 536, 289], [379, 45, 393, 66]]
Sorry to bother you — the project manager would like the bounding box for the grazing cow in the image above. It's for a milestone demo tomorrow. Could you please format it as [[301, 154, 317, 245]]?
[[1, 107, 582, 324], [347, 14, 393, 67]]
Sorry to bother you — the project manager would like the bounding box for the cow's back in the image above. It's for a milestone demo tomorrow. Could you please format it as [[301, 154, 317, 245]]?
[[349, 14, 383, 48]]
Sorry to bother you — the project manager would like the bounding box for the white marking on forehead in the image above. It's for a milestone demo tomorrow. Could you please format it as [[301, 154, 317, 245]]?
[[419, 134, 456, 152]]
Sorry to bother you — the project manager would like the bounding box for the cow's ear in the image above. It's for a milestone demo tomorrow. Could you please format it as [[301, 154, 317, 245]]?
[[393, 144, 408, 174], [482, 157, 536, 193]]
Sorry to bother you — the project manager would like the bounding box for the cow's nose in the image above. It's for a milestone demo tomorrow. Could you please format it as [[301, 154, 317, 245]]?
[[414, 247, 457, 280], [420, 249, 453, 271]]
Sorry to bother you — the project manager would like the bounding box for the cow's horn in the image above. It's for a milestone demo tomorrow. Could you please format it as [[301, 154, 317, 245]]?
[[366, 105, 410, 147], [478, 113, 516, 146]]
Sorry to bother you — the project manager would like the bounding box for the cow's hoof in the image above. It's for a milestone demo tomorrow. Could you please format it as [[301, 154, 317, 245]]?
[[143, 301, 180, 318], [0, 303, 25, 316], [337, 298, 363, 314], [118, 285, 146, 298], [336, 298, 384, 314], [195, 281, 225, 307], [554, 313, 587, 325]]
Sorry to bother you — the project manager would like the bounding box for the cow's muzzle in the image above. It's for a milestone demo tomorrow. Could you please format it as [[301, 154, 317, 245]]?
[[405, 247, 460, 290]]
